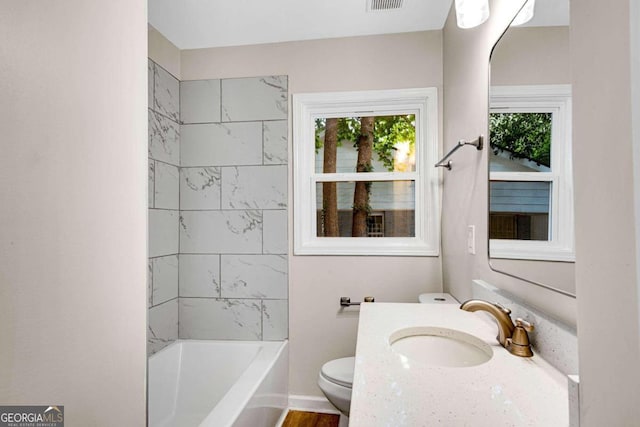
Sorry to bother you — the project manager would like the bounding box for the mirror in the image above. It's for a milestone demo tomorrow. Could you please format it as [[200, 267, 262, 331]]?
[[488, 0, 575, 297]]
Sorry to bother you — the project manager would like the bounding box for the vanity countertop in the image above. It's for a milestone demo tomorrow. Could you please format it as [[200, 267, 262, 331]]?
[[350, 303, 568, 426]]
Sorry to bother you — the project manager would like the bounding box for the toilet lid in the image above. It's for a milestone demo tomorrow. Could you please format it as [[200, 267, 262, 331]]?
[[321, 357, 355, 388]]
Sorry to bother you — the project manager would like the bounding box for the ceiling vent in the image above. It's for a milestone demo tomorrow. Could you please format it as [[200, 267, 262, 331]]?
[[368, 0, 404, 12]]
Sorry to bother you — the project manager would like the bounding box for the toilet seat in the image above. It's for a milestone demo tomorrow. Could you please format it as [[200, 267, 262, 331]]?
[[320, 357, 354, 388]]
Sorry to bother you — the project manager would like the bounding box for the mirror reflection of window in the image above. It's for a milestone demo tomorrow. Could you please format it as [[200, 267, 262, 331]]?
[[490, 112, 551, 170], [489, 111, 552, 241], [488, 85, 573, 262], [490, 181, 551, 240]]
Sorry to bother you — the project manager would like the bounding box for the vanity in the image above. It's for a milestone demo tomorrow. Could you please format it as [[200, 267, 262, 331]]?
[[349, 303, 568, 426]]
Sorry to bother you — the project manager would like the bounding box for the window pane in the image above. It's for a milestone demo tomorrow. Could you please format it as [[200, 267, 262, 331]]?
[[489, 181, 551, 241], [314, 115, 416, 173], [489, 112, 552, 172], [315, 181, 415, 237]]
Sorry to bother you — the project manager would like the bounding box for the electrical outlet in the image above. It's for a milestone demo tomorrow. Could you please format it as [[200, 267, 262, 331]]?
[[467, 225, 476, 255]]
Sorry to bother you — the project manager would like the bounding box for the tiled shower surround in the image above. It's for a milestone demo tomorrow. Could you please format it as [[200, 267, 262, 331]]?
[[178, 75, 288, 344], [148, 60, 180, 354], [147, 63, 289, 354]]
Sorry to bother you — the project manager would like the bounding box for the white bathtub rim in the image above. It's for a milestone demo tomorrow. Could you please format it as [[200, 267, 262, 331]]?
[[148, 340, 185, 424], [198, 339, 288, 427], [148, 338, 277, 360]]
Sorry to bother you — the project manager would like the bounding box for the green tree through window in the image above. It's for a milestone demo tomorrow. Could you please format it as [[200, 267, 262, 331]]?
[[490, 112, 551, 167], [314, 115, 415, 236]]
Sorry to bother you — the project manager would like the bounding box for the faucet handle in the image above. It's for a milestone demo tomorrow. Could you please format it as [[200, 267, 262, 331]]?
[[494, 302, 512, 315], [515, 318, 534, 332], [507, 318, 535, 357]]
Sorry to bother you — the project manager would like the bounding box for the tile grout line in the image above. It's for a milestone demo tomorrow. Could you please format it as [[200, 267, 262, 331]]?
[[218, 254, 223, 298], [261, 113, 265, 337], [177, 79, 182, 340], [219, 79, 223, 124], [180, 118, 286, 125], [149, 107, 180, 127]]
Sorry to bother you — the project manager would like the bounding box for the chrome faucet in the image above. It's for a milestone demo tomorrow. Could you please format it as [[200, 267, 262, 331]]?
[[460, 299, 534, 357]]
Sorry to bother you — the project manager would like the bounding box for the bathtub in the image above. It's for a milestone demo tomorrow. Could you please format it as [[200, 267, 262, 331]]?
[[148, 340, 288, 427]]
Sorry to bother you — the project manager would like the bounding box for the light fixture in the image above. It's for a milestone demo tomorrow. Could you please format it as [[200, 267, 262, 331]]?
[[455, 0, 490, 29], [511, 0, 535, 26]]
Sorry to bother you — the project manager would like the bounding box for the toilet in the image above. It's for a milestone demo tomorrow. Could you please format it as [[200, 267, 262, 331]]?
[[317, 356, 354, 426], [318, 293, 458, 426]]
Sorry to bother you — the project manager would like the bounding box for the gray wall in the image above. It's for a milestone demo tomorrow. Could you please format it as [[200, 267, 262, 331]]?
[[0, 1, 147, 424], [571, 0, 640, 424]]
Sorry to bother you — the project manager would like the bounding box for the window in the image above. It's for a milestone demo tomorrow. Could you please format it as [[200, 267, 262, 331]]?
[[293, 88, 439, 255], [489, 85, 574, 261]]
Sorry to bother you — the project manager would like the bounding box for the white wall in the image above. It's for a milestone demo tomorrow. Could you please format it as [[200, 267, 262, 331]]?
[[441, 0, 577, 328], [0, 1, 147, 425], [571, 0, 640, 424], [182, 31, 444, 395]]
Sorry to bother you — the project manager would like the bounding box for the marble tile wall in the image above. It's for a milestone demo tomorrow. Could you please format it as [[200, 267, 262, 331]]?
[[146, 71, 288, 354], [148, 59, 180, 355], [178, 75, 289, 342]]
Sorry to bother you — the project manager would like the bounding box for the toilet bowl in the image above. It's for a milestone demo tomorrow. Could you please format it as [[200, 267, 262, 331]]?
[[317, 356, 354, 418], [318, 293, 458, 424]]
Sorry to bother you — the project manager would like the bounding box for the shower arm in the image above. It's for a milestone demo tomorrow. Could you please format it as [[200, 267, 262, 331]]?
[[435, 135, 484, 170]]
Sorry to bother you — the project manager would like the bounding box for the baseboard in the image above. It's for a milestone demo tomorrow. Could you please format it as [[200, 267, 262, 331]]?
[[287, 394, 340, 414], [274, 408, 289, 427]]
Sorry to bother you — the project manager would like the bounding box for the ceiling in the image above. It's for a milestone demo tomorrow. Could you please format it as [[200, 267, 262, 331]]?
[[148, 0, 569, 51], [148, 0, 454, 50]]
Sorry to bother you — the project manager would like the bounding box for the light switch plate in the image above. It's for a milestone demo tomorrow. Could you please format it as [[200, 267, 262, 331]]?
[[467, 225, 476, 254]]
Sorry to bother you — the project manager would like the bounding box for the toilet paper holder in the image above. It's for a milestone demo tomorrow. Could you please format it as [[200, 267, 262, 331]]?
[[340, 296, 375, 307]]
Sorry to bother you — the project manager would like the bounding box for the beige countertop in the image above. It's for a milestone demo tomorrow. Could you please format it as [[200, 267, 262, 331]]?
[[350, 303, 568, 426]]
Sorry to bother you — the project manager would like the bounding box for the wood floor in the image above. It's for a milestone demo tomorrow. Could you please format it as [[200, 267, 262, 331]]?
[[282, 410, 340, 427]]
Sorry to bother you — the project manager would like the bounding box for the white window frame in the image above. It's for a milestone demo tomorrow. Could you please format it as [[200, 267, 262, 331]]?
[[489, 85, 574, 261], [293, 88, 440, 256]]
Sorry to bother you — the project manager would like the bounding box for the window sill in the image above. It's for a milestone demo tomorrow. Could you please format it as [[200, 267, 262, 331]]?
[[490, 240, 575, 262], [294, 237, 439, 257]]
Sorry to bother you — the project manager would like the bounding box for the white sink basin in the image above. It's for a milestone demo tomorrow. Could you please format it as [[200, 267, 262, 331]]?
[[389, 326, 493, 368]]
